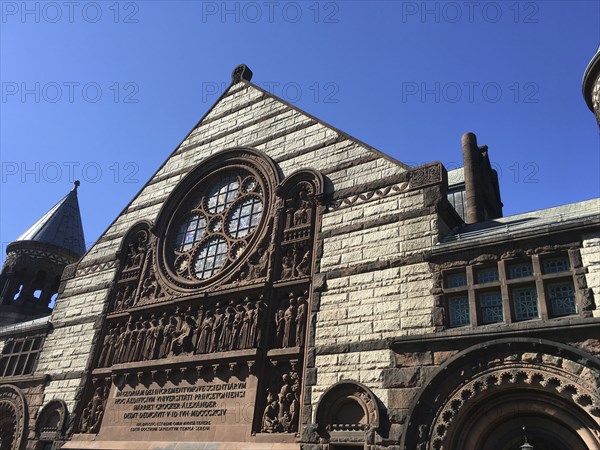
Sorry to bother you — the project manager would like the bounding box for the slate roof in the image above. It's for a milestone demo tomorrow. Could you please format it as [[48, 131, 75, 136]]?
[[13, 184, 86, 258], [441, 198, 600, 245]]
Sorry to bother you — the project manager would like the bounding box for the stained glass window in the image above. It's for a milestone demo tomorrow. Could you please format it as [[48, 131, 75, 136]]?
[[174, 213, 206, 251], [448, 296, 470, 327], [508, 262, 533, 279], [479, 291, 503, 324], [170, 171, 264, 281], [193, 237, 229, 279], [206, 175, 239, 213], [548, 282, 577, 316], [542, 256, 570, 274], [512, 286, 539, 321], [447, 272, 467, 288], [476, 267, 499, 284], [227, 196, 263, 238]]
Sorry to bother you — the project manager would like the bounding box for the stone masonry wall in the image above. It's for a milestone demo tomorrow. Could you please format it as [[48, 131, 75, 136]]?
[[309, 184, 442, 415], [581, 231, 600, 318]]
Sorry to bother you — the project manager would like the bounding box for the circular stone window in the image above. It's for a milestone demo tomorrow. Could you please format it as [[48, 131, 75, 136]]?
[[159, 159, 274, 289]]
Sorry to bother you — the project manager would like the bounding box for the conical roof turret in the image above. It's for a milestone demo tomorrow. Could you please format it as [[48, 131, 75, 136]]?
[[9, 181, 86, 259]]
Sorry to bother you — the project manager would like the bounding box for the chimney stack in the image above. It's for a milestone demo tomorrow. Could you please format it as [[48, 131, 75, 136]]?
[[461, 132, 503, 224]]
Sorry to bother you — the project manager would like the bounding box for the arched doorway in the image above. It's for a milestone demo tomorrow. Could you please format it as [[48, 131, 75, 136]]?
[[449, 391, 594, 450], [0, 408, 17, 450], [0, 385, 27, 450], [402, 338, 600, 450]]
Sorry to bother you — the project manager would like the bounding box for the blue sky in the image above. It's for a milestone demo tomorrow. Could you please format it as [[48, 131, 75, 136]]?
[[1, 1, 599, 263]]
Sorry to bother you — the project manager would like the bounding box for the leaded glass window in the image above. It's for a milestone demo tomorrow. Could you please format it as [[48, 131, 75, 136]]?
[[448, 296, 470, 327], [170, 171, 264, 281], [548, 281, 577, 317], [476, 267, 499, 284], [0, 335, 43, 377], [542, 256, 570, 274], [447, 272, 467, 288], [512, 286, 539, 321], [479, 291, 503, 324], [508, 262, 533, 279]]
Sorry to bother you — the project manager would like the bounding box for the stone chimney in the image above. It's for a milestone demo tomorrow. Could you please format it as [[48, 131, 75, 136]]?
[[461, 132, 503, 224]]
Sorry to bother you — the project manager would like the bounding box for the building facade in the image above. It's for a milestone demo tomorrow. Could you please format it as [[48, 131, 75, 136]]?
[[0, 59, 599, 450]]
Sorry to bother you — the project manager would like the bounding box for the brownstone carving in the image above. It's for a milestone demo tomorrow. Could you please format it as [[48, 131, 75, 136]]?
[[409, 162, 443, 189], [82, 153, 324, 442], [261, 365, 301, 433], [0, 385, 27, 450], [35, 399, 68, 442], [402, 340, 600, 450], [99, 296, 269, 367], [79, 378, 111, 434], [272, 292, 308, 349], [330, 182, 410, 211]]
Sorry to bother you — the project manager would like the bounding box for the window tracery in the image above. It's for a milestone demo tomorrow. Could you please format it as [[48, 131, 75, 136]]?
[[170, 171, 265, 282]]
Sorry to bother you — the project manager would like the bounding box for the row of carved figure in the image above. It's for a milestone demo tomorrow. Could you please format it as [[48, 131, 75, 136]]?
[[262, 370, 301, 433], [100, 292, 309, 367], [99, 298, 268, 367], [274, 293, 308, 349]]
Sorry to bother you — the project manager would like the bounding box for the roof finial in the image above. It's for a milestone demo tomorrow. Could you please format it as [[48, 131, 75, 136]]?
[[232, 64, 253, 83], [72, 180, 80, 191]]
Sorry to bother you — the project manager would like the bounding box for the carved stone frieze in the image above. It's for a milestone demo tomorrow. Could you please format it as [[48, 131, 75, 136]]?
[[78, 378, 111, 434], [260, 362, 301, 434], [100, 296, 268, 367], [330, 182, 410, 211]]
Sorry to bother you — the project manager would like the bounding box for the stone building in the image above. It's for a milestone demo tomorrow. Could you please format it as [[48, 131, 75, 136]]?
[[0, 57, 598, 450]]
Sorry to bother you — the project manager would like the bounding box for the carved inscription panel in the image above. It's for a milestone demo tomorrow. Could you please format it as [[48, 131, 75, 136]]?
[[100, 373, 257, 442]]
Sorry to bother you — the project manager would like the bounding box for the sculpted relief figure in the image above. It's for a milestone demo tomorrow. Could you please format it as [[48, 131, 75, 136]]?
[[196, 311, 214, 354], [295, 249, 311, 277], [281, 248, 295, 280], [295, 294, 307, 348], [292, 189, 312, 226], [100, 296, 269, 367], [273, 293, 307, 349], [261, 371, 301, 433], [247, 247, 269, 280], [283, 297, 297, 348], [171, 314, 195, 355], [80, 383, 110, 434]]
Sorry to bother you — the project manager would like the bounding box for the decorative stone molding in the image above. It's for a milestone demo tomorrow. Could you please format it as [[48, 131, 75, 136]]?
[[314, 380, 381, 444], [35, 399, 69, 441], [0, 384, 28, 450], [402, 338, 600, 450], [330, 181, 410, 211]]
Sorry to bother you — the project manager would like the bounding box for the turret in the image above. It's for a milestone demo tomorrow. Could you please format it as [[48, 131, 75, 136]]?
[[0, 181, 85, 326], [583, 44, 600, 128]]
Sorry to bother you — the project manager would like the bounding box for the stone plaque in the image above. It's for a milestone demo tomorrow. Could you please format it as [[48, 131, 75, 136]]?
[[99, 372, 257, 442]]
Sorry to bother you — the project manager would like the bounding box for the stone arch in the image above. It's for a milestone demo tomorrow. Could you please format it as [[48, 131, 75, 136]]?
[[0, 385, 28, 450], [401, 338, 600, 450], [35, 400, 69, 442], [315, 381, 381, 444]]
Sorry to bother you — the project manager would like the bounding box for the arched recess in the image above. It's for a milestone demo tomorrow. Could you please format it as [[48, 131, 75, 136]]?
[[315, 381, 381, 445], [35, 400, 69, 444], [401, 338, 600, 450], [0, 385, 28, 450]]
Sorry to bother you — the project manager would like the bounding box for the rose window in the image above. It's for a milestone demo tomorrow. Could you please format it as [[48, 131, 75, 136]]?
[[170, 171, 264, 281]]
